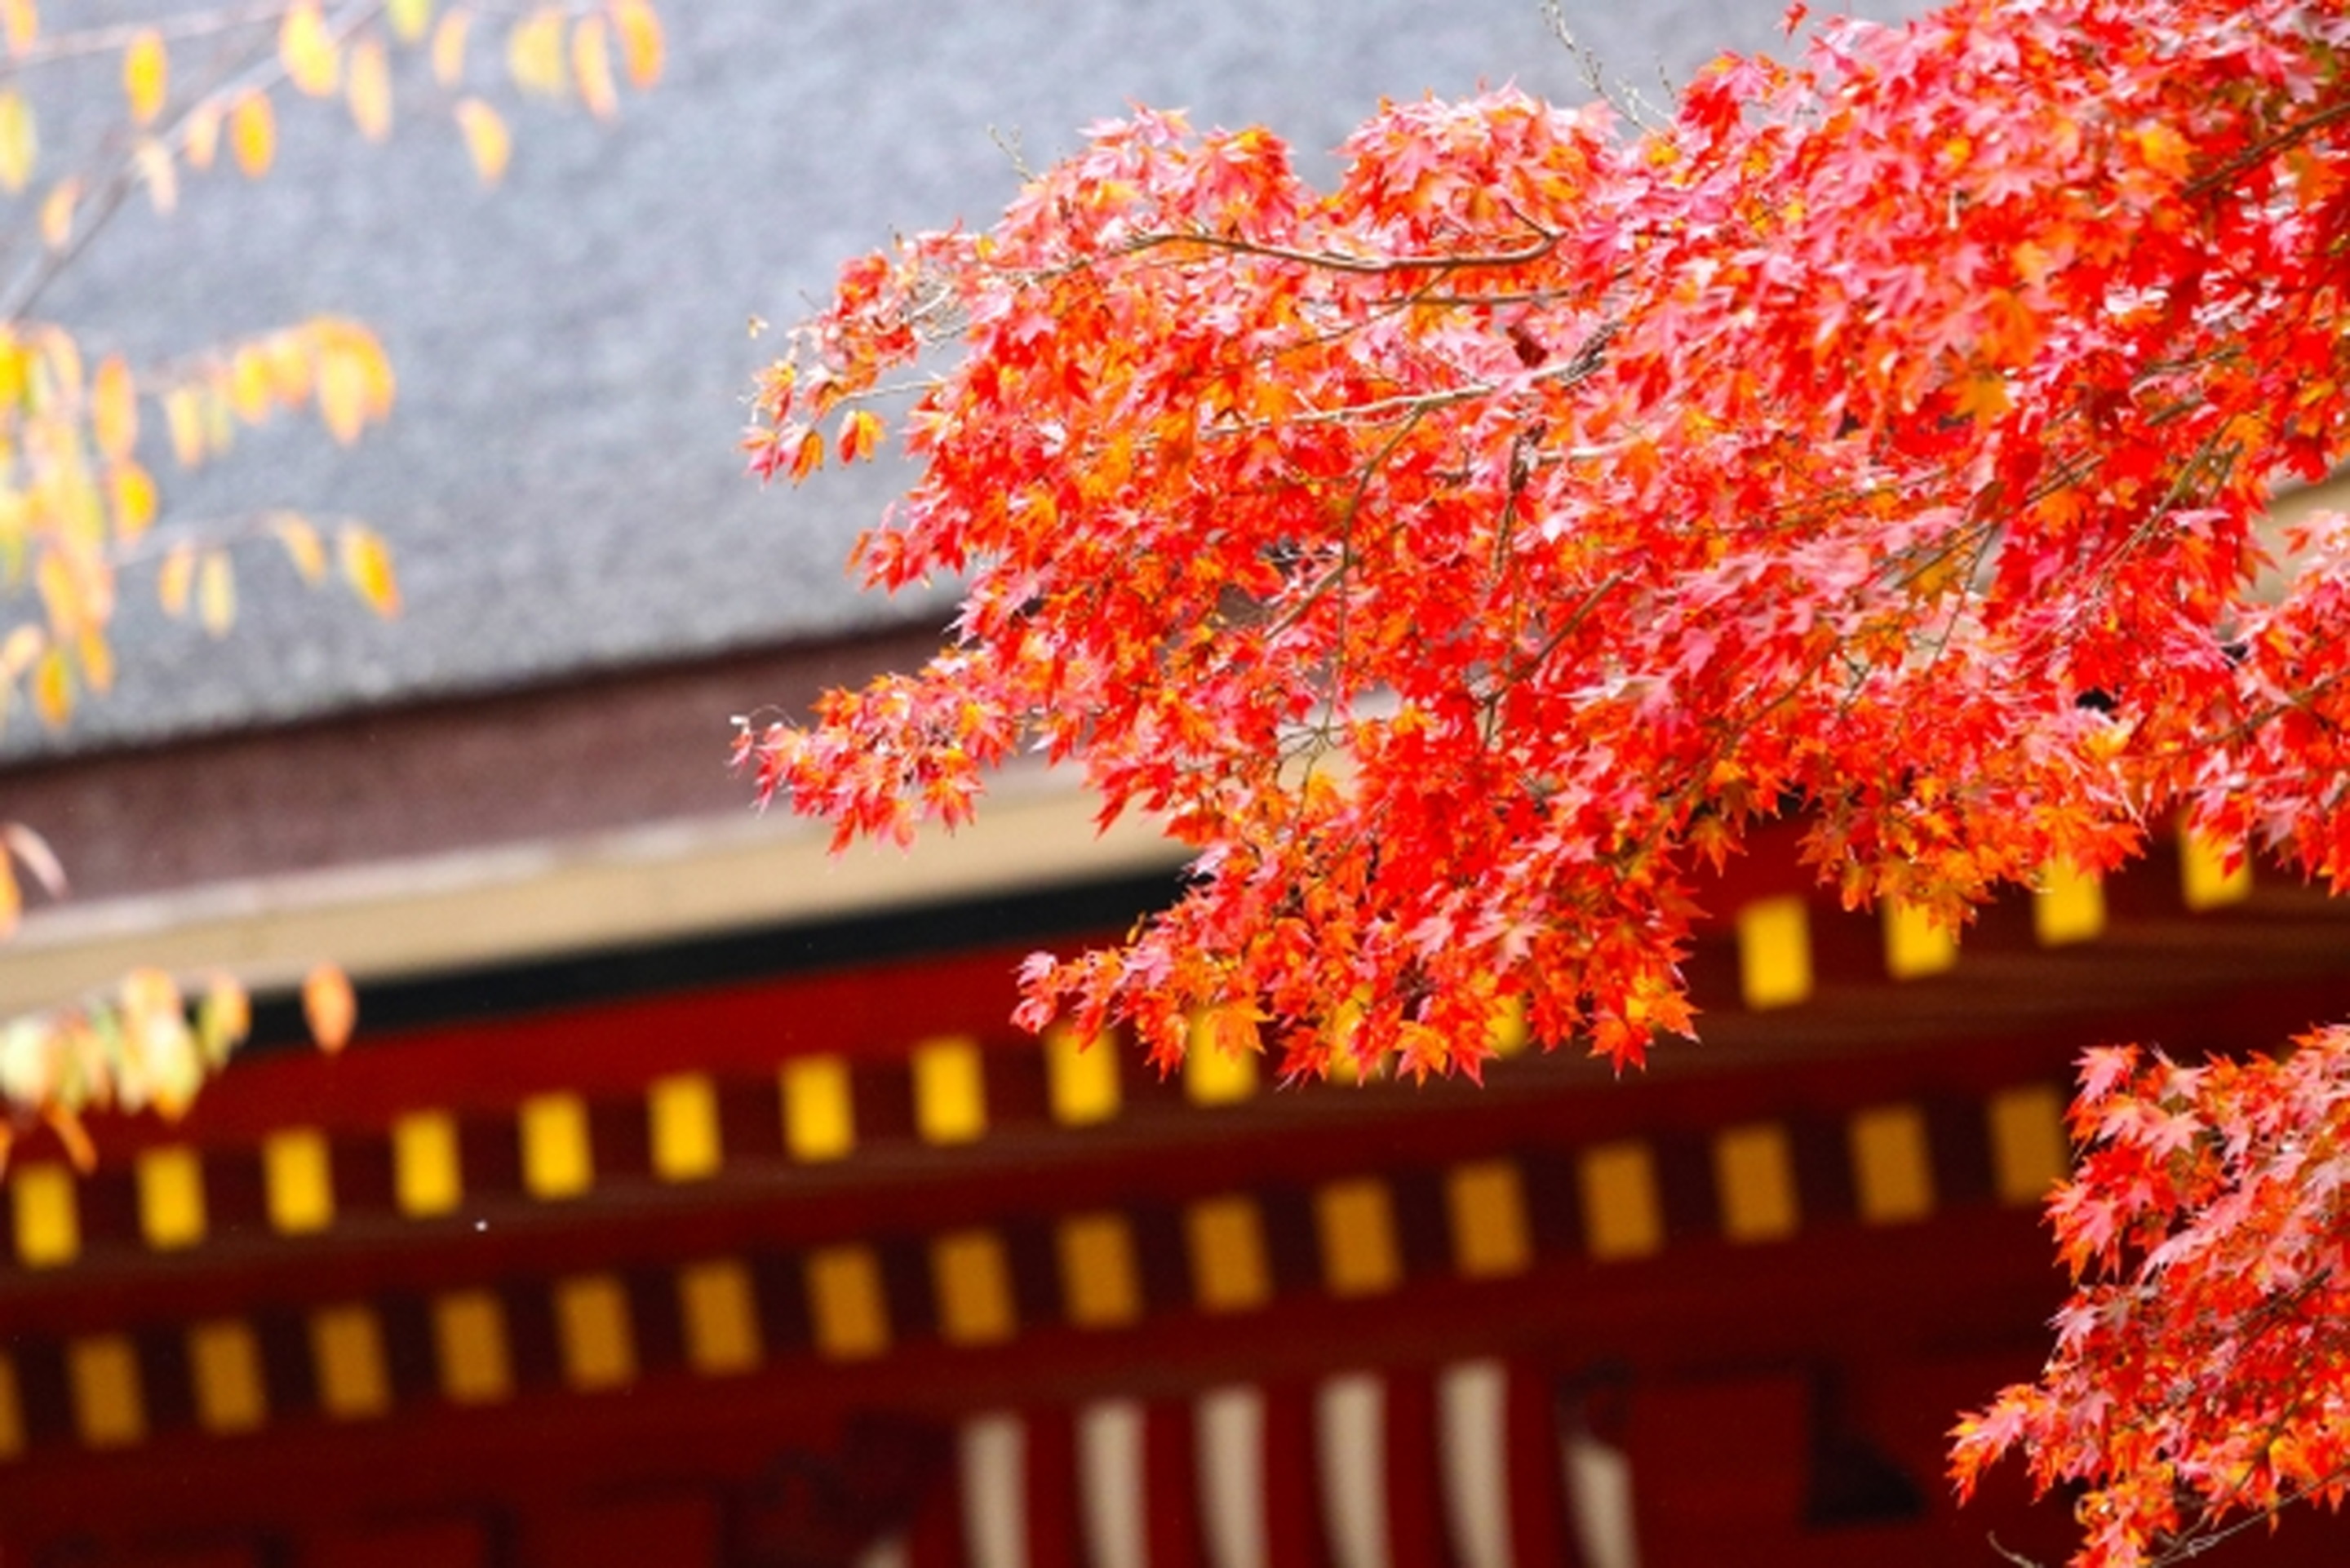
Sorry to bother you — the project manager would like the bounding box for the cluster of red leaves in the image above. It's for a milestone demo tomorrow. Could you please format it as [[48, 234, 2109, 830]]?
[[743, 0, 2350, 1088], [1953, 1030, 2350, 1565]]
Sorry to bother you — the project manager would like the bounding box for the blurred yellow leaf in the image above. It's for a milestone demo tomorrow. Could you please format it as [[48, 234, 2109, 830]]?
[[229, 92, 274, 179], [37, 177, 74, 249], [0, 0, 33, 58], [91, 355, 136, 463], [0, 851, 17, 937], [390, 0, 433, 45], [157, 541, 196, 617], [453, 96, 509, 184], [0, 89, 36, 194], [228, 343, 272, 423], [302, 963, 357, 1053], [163, 385, 204, 467], [431, 7, 470, 88], [339, 524, 400, 615], [196, 550, 234, 636], [612, 0, 663, 88], [271, 512, 326, 582], [134, 138, 176, 215], [74, 626, 110, 695], [196, 975, 250, 1065], [123, 29, 167, 125], [31, 644, 69, 726], [42, 1106, 94, 1174], [507, 7, 565, 95], [279, 2, 340, 97], [184, 100, 221, 171], [0, 625, 41, 680], [2, 821, 63, 901], [347, 34, 392, 142], [109, 461, 157, 541], [313, 321, 393, 442], [34, 546, 95, 635], [572, 16, 617, 120], [264, 331, 313, 405]]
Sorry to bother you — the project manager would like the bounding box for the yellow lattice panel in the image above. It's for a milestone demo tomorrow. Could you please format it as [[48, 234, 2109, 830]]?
[[1851, 1103, 1935, 1224], [2181, 826, 2253, 910], [1714, 1123, 1799, 1242], [520, 1092, 593, 1199], [1186, 1194, 1270, 1313], [1046, 1027, 1121, 1126], [11, 1161, 78, 1268], [1315, 1178, 1400, 1298], [913, 1037, 988, 1145], [1446, 1159, 1531, 1279], [782, 1055, 855, 1161], [678, 1259, 762, 1375], [1736, 896, 1812, 1010], [933, 1229, 1017, 1346], [310, 1304, 391, 1420], [1882, 897, 1958, 980], [0, 1353, 22, 1459], [2034, 860, 2106, 946], [648, 1073, 722, 1181], [136, 1145, 206, 1250], [1581, 1141, 1663, 1260], [264, 1128, 335, 1234], [806, 1245, 889, 1361], [392, 1110, 463, 1216], [1989, 1084, 2070, 1206], [188, 1319, 267, 1434], [68, 1335, 144, 1449], [433, 1290, 513, 1406], [1057, 1211, 1141, 1329], [554, 1273, 636, 1390], [1184, 1013, 1259, 1106]]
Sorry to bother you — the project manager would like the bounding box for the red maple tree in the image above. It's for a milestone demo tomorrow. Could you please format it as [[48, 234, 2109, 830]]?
[[736, 0, 2350, 1559]]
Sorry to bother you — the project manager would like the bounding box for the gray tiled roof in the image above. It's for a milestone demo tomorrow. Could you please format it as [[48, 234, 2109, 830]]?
[[16, 0, 1924, 759]]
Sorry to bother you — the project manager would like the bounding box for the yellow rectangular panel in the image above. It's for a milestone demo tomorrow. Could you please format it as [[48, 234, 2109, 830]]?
[[392, 1110, 463, 1216], [1315, 1178, 1400, 1298], [1446, 1159, 1531, 1279], [1736, 896, 1812, 1010], [264, 1127, 335, 1234], [554, 1273, 636, 1389], [1883, 897, 1958, 980], [932, 1229, 1017, 1346], [1580, 1141, 1663, 1260], [11, 1161, 78, 1268], [432, 1290, 513, 1405], [2182, 826, 2253, 910], [1056, 1211, 1141, 1328], [188, 1318, 268, 1433], [782, 1055, 855, 1161], [1046, 1027, 1120, 1126], [310, 1304, 390, 1420], [678, 1258, 762, 1375], [519, 1092, 593, 1199], [1989, 1084, 2069, 1207], [806, 1245, 889, 1361], [1714, 1123, 1799, 1242], [0, 1353, 23, 1459], [913, 1036, 987, 1145], [1487, 994, 1529, 1058], [136, 1145, 206, 1250], [2033, 860, 2105, 946], [1851, 1103, 1935, 1224], [649, 1073, 722, 1182], [1184, 1013, 1259, 1107], [68, 1335, 144, 1449], [1185, 1194, 1270, 1313]]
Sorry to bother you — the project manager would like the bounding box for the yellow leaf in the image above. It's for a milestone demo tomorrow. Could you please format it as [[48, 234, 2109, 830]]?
[[610, 0, 663, 88], [0, 0, 33, 58], [228, 344, 272, 424], [196, 974, 250, 1065], [312, 321, 394, 442], [123, 29, 167, 125], [506, 7, 565, 95], [0, 624, 41, 680], [134, 137, 176, 215], [229, 92, 274, 179], [346, 34, 392, 142], [184, 101, 221, 171], [74, 626, 110, 694], [91, 355, 136, 463], [0, 88, 37, 194], [30, 644, 68, 726], [452, 96, 509, 185], [571, 16, 617, 120], [389, 0, 433, 45], [302, 963, 357, 1053], [0, 854, 16, 937], [432, 7, 470, 86], [271, 512, 326, 582], [263, 330, 313, 405], [43, 1106, 95, 1175], [339, 524, 400, 615], [157, 542, 196, 616], [38, 177, 74, 249], [163, 386, 205, 467], [279, 2, 340, 97], [196, 551, 234, 636], [109, 461, 157, 541]]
